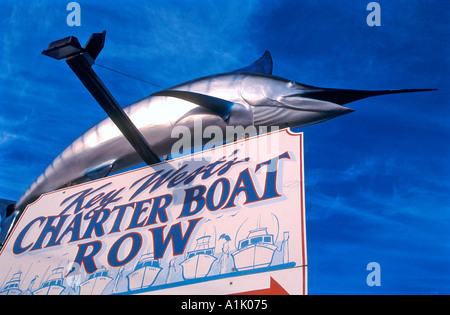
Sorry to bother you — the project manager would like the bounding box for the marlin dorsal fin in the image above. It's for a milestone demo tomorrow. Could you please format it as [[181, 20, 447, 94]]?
[[233, 51, 273, 75]]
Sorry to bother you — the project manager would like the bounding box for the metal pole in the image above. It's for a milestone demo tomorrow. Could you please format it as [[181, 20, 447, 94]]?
[[43, 31, 160, 166], [65, 53, 160, 165]]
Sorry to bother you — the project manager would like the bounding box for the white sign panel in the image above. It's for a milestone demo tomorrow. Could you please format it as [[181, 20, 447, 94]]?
[[0, 129, 306, 295]]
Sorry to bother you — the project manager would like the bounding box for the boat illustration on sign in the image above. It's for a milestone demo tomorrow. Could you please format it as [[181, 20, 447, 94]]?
[[232, 227, 278, 271], [0, 271, 22, 295], [33, 267, 66, 295], [127, 253, 162, 291], [79, 266, 113, 295], [180, 236, 217, 279]]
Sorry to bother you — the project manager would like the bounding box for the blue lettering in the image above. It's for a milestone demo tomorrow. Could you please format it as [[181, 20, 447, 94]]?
[[13, 217, 45, 255], [109, 203, 134, 234], [31, 215, 70, 251], [178, 186, 206, 219], [223, 169, 261, 209], [206, 178, 230, 211], [59, 183, 113, 215], [128, 170, 168, 201], [126, 199, 152, 230], [108, 233, 142, 267], [55, 212, 83, 244], [81, 210, 110, 240], [255, 152, 291, 200], [144, 194, 172, 226], [69, 241, 102, 275], [150, 218, 201, 260]]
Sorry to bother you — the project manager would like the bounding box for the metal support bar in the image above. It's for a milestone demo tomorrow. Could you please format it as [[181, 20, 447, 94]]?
[[43, 31, 160, 166], [65, 53, 160, 165]]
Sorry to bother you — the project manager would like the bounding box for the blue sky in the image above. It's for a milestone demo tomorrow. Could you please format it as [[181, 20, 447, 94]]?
[[0, 0, 448, 294]]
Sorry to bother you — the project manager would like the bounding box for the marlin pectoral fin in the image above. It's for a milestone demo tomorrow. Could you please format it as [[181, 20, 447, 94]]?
[[233, 50, 273, 75], [151, 90, 235, 120], [299, 88, 437, 105], [85, 160, 116, 180]]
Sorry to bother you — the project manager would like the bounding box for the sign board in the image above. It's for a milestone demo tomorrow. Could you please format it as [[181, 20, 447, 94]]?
[[0, 129, 307, 295]]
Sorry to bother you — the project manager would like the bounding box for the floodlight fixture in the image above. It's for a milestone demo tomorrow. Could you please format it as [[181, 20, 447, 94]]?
[[42, 36, 85, 60]]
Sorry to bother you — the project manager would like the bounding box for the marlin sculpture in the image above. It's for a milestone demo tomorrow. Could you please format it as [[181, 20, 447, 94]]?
[[14, 50, 434, 212]]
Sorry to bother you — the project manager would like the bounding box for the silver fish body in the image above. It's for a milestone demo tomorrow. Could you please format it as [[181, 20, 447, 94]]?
[[15, 52, 434, 211], [16, 73, 251, 210]]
